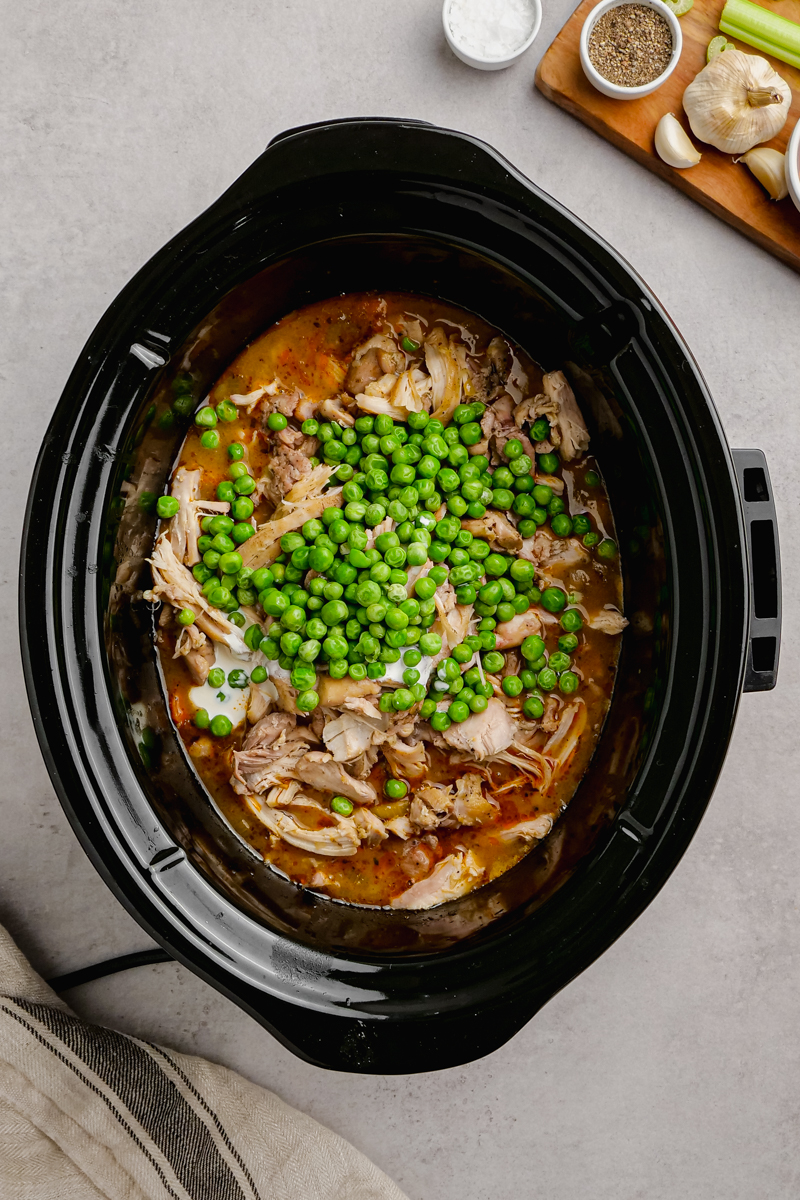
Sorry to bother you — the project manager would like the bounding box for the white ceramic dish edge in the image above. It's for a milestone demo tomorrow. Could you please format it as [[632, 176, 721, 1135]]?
[[579, 0, 683, 99], [442, 0, 543, 71], [785, 117, 800, 214]]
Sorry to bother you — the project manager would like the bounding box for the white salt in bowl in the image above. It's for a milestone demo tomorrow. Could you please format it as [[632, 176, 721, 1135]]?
[[579, 0, 682, 100], [443, 0, 543, 71]]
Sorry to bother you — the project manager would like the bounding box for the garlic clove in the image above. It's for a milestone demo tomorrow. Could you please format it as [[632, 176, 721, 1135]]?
[[736, 147, 789, 200], [655, 112, 702, 168]]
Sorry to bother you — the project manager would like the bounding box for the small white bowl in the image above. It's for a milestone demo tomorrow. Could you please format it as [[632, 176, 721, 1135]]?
[[785, 117, 800, 214], [443, 0, 543, 71], [580, 0, 682, 99]]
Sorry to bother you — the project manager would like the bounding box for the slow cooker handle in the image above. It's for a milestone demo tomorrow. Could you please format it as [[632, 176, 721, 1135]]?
[[732, 449, 781, 692]]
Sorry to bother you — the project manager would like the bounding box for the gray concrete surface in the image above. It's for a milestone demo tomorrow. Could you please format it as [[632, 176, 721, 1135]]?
[[2, 2, 798, 1197]]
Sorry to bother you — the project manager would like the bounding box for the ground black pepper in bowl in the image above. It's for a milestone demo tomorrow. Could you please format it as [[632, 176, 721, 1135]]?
[[588, 4, 673, 88]]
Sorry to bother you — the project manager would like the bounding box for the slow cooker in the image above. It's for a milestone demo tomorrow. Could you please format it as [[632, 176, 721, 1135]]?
[[20, 119, 781, 1074]]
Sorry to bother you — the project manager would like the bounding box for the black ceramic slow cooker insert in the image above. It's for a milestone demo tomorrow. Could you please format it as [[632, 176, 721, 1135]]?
[[21, 120, 781, 1074]]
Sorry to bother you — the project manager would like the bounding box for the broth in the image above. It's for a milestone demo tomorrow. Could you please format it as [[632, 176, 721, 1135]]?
[[151, 292, 625, 908]]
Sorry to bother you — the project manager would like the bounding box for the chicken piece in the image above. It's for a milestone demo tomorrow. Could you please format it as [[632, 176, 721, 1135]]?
[[586, 607, 628, 634], [316, 675, 380, 707], [443, 698, 516, 760], [519, 528, 589, 574], [495, 815, 554, 844], [340, 695, 385, 721], [353, 807, 388, 847], [184, 636, 215, 685], [425, 328, 468, 424], [481, 394, 537, 463], [271, 676, 298, 714], [322, 710, 386, 762], [452, 774, 495, 826], [257, 444, 314, 511], [461, 511, 522, 552], [390, 850, 483, 910], [543, 700, 587, 774], [167, 467, 201, 565], [231, 742, 309, 795], [383, 737, 428, 782], [246, 686, 270, 725], [318, 394, 355, 426], [245, 796, 360, 856], [385, 815, 415, 841], [494, 609, 542, 650], [239, 466, 343, 569], [244, 711, 296, 751], [344, 335, 404, 395], [390, 368, 433, 416], [409, 786, 454, 831], [146, 535, 248, 655], [527, 372, 590, 462], [286, 751, 378, 804], [470, 336, 512, 404]]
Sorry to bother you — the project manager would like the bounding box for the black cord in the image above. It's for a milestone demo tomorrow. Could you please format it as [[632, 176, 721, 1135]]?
[[47, 948, 174, 992]]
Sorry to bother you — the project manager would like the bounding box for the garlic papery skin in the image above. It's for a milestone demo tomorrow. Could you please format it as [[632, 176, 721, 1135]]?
[[683, 48, 791, 154], [736, 147, 789, 200], [655, 113, 702, 168]]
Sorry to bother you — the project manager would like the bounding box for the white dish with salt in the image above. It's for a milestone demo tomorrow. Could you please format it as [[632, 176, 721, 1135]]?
[[443, 0, 542, 70]]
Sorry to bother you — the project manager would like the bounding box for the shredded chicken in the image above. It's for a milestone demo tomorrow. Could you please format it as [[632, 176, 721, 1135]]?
[[409, 773, 493, 831], [542, 700, 587, 773], [586, 607, 628, 634], [494, 609, 543, 650], [284, 751, 378, 805], [390, 850, 483, 909], [461, 511, 522, 552], [167, 467, 201, 565], [344, 335, 404, 395], [322, 709, 388, 763], [239, 467, 343, 569], [495, 815, 554, 844], [184, 637, 215, 685], [442, 698, 516, 759], [383, 737, 428, 782], [244, 793, 360, 856], [521, 371, 590, 462], [146, 535, 248, 655], [353, 807, 388, 847], [425, 328, 468, 424]]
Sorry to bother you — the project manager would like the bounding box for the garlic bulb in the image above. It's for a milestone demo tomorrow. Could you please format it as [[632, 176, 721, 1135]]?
[[683, 48, 791, 154], [736, 147, 789, 200], [655, 113, 702, 168]]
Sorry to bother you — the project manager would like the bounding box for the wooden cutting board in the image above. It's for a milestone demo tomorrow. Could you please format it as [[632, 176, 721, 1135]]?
[[535, 0, 800, 271]]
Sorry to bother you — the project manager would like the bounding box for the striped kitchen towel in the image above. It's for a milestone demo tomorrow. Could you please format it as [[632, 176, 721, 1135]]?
[[0, 923, 408, 1200]]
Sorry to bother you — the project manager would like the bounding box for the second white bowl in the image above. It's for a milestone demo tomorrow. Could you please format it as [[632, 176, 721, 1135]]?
[[580, 0, 682, 100], [785, 118, 800, 215]]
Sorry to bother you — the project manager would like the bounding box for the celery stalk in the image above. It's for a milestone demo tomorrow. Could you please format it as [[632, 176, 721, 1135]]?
[[719, 0, 800, 70]]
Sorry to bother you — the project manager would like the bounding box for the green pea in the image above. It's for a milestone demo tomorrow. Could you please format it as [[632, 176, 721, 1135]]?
[[194, 406, 217, 429], [218, 551, 243, 576], [531, 484, 552, 507], [598, 538, 618, 559], [584, 470, 600, 486], [538, 452, 560, 474], [466, 501, 487, 518], [458, 421, 481, 446], [523, 696, 545, 719], [551, 514, 573, 538], [509, 454, 532, 477], [530, 417, 550, 442], [216, 400, 238, 423], [420, 698, 437, 719], [560, 609, 583, 634], [226, 668, 248, 689], [484, 553, 509, 577], [192, 563, 213, 585], [541, 587, 567, 613], [209, 714, 233, 737], [419, 632, 442, 656], [200, 429, 220, 450], [549, 652, 572, 673], [559, 671, 579, 694], [583, 532, 601, 548], [495, 601, 514, 623], [231, 523, 254, 544], [446, 699, 468, 723], [515, 631, 545, 664], [537, 667, 557, 691], [482, 651, 505, 674], [572, 514, 592, 536], [558, 633, 579, 654], [156, 495, 180, 519], [328, 659, 348, 678], [193, 707, 210, 730], [429, 711, 451, 732], [374, 415, 394, 437], [520, 669, 538, 690], [296, 689, 319, 712], [548, 497, 565, 518], [437, 468, 460, 493]]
